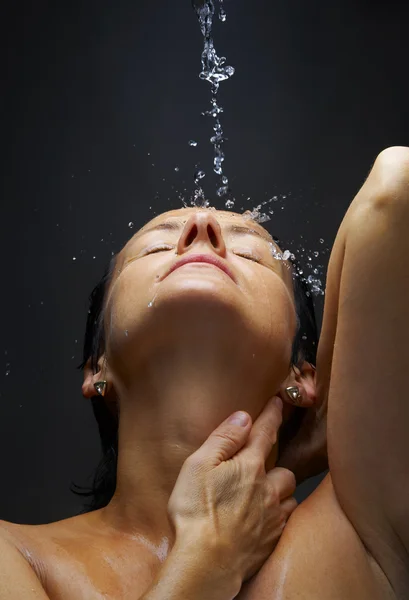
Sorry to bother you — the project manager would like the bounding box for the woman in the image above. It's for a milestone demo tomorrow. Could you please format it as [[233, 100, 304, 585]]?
[[0, 146, 408, 599]]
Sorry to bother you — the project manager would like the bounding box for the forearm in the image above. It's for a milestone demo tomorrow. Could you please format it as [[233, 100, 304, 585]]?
[[140, 538, 241, 600]]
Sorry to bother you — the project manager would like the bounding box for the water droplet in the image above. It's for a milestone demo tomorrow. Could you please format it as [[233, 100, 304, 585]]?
[[319, 238, 324, 244], [93, 256, 96, 259], [217, 185, 229, 197], [174, 167, 180, 172], [225, 199, 235, 209], [40, 301, 44, 305], [128, 222, 134, 228], [219, 8, 227, 21], [189, 140, 198, 147], [314, 251, 319, 257], [302, 335, 307, 340], [72, 257, 76, 261], [125, 330, 129, 337], [5, 370, 10, 376], [148, 293, 157, 308], [257, 213, 270, 224]]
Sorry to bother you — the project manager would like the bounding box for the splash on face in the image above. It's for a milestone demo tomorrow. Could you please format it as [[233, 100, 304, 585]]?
[[113, 208, 295, 295], [103, 208, 297, 384]]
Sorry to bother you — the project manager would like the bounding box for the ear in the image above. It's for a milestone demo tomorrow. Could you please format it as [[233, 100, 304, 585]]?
[[280, 361, 317, 408], [82, 356, 106, 398]]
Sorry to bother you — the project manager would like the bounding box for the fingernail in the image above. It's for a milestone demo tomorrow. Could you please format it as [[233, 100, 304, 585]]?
[[229, 411, 249, 426]]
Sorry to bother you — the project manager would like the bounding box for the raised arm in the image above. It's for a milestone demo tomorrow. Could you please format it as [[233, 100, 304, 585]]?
[[315, 147, 409, 594]]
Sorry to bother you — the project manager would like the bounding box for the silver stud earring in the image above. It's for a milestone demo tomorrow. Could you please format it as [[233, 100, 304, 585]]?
[[94, 381, 107, 397], [285, 386, 302, 406]]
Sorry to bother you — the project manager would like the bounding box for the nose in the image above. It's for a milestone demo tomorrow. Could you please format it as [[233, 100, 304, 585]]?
[[176, 212, 227, 257]]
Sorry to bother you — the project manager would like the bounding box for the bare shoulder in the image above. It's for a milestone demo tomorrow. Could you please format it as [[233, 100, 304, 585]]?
[[0, 513, 97, 579], [0, 513, 158, 599]]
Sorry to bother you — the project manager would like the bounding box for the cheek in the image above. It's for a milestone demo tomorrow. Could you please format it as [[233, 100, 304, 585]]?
[[104, 269, 154, 345], [258, 274, 295, 328], [255, 276, 297, 367]]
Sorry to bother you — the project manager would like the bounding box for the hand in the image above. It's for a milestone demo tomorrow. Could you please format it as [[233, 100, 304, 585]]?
[[276, 382, 328, 486], [167, 397, 298, 585]]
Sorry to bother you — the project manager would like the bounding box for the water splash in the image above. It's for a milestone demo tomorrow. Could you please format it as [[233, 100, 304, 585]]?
[[191, 0, 235, 208], [148, 293, 158, 308]]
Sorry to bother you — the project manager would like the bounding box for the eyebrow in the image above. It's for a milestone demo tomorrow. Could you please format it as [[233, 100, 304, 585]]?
[[136, 220, 273, 243]]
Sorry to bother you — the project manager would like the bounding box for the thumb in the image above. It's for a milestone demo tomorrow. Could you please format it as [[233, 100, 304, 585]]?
[[195, 411, 252, 467]]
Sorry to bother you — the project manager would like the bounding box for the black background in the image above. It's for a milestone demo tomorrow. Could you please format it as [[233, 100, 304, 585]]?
[[1, 0, 408, 524]]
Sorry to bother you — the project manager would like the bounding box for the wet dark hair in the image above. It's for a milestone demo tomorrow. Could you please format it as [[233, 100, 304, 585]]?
[[70, 235, 319, 513]]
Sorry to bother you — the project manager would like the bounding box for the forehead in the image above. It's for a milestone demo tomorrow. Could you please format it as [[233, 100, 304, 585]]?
[[123, 207, 274, 253]]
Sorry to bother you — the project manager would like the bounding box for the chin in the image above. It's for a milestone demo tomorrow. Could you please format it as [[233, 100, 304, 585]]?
[[152, 294, 250, 344], [161, 274, 240, 301], [145, 278, 245, 321]]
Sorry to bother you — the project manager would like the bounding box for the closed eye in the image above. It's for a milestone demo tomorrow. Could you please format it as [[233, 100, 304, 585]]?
[[145, 244, 174, 255], [234, 252, 262, 264]]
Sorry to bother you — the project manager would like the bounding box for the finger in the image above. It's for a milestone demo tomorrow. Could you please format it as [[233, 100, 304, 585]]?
[[244, 396, 283, 463], [266, 467, 297, 500], [191, 410, 252, 468], [280, 496, 298, 520]]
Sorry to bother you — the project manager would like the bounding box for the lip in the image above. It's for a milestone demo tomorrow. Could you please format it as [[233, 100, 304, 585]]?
[[163, 253, 236, 282]]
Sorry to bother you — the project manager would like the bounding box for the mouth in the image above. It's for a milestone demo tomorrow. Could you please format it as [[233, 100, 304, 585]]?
[[164, 254, 236, 282]]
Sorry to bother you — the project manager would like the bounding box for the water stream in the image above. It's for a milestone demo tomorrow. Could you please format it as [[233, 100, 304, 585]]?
[[191, 0, 235, 208], [189, 0, 325, 298]]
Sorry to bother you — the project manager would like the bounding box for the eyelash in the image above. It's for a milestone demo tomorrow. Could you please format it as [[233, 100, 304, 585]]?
[[145, 245, 261, 263], [235, 252, 262, 264], [145, 244, 174, 254]]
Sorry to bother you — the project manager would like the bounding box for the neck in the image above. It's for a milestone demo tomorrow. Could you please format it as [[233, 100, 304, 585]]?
[[100, 347, 287, 551]]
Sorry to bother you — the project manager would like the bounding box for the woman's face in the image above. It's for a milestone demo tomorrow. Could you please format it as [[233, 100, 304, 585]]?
[[103, 207, 297, 388]]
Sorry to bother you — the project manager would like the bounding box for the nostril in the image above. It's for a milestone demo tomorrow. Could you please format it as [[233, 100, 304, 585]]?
[[207, 224, 218, 247], [186, 224, 198, 246]]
